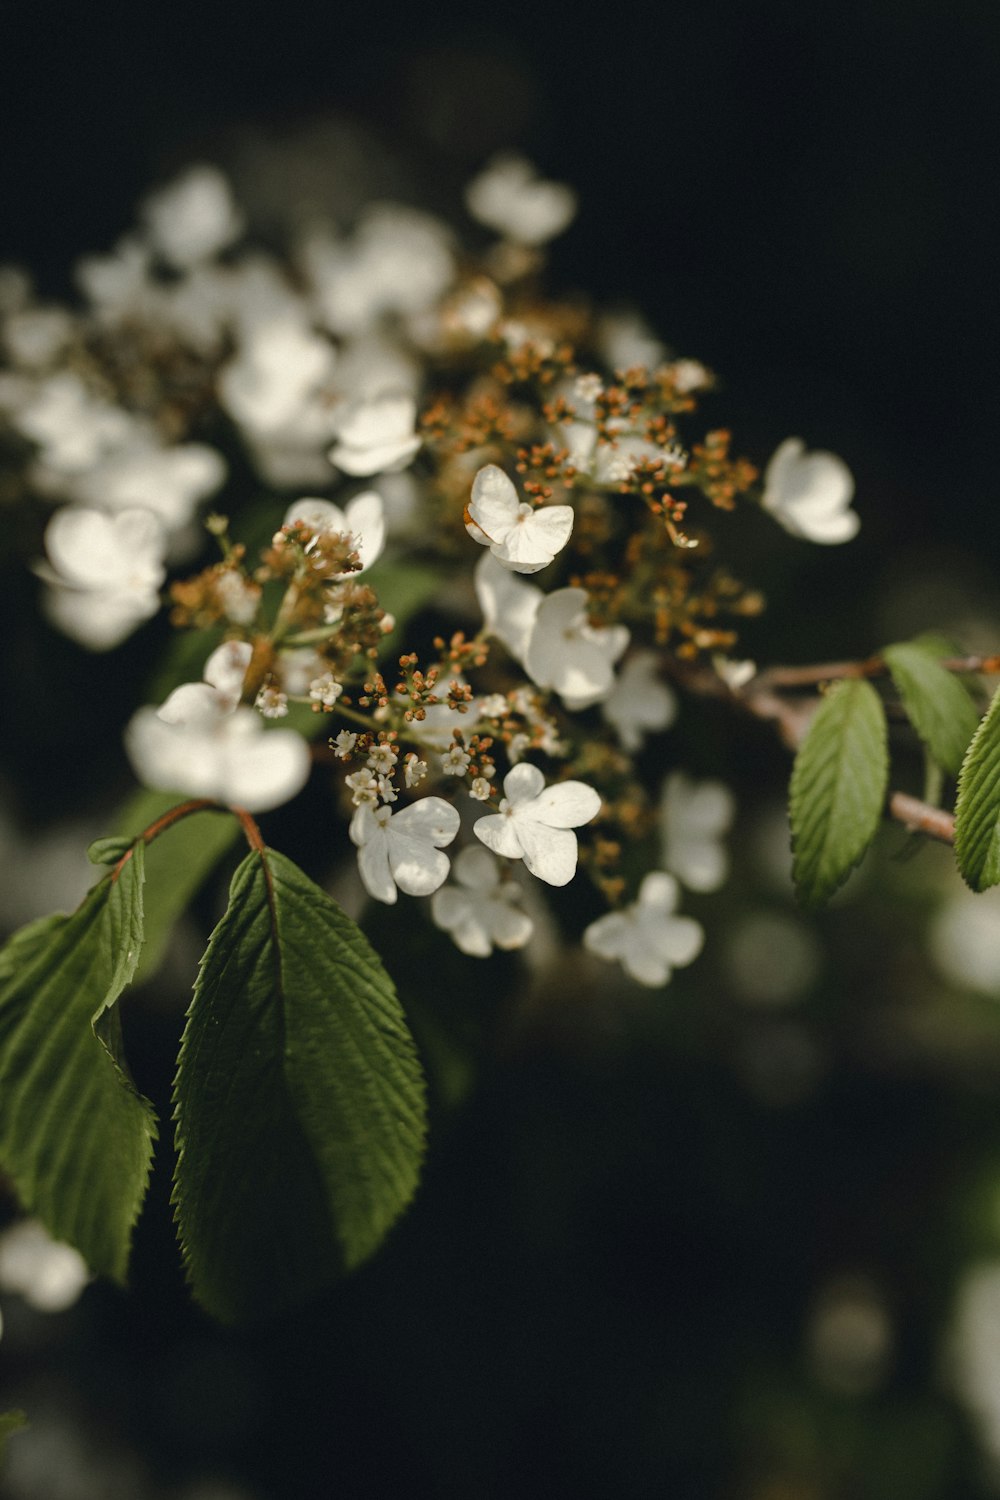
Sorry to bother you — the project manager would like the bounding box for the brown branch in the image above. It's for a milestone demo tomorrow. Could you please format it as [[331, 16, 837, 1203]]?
[[887, 793, 955, 845], [750, 652, 1000, 693]]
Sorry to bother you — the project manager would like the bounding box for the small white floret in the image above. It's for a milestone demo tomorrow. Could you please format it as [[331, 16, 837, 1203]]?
[[584, 873, 704, 987], [761, 438, 858, 544]]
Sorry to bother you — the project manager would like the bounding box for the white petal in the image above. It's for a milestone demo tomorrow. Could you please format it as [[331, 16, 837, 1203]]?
[[583, 911, 629, 962], [217, 723, 311, 811], [388, 833, 451, 897], [343, 490, 386, 571], [637, 872, 680, 912], [473, 553, 542, 663], [453, 844, 501, 892], [647, 914, 704, 968], [487, 901, 533, 950], [331, 432, 421, 476], [158, 682, 226, 727], [203, 639, 253, 702], [515, 819, 579, 886], [125, 711, 223, 798], [520, 504, 573, 553], [43, 584, 158, 651], [468, 464, 519, 541], [502, 763, 546, 804], [528, 780, 601, 830], [390, 796, 460, 847], [283, 496, 345, 530], [357, 828, 398, 904], [473, 812, 525, 860]]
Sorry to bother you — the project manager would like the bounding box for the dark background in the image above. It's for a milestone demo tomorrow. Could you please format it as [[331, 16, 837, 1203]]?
[[3, 4, 1000, 1497]]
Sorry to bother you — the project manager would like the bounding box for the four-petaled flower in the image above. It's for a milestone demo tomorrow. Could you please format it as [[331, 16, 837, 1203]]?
[[473, 762, 600, 886], [125, 641, 311, 812], [466, 465, 573, 575], [524, 587, 630, 710], [465, 154, 577, 247], [660, 771, 735, 892], [283, 491, 386, 575], [431, 846, 533, 956], [601, 650, 678, 752], [761, 437, 858, 544], [583, 872, 704, 987], [41, 505, 166, 651], [350, 797, 460, 905], [329, 392, 421, 477]]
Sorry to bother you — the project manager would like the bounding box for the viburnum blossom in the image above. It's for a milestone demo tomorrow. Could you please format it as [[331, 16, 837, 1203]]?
[[466, 465, 573, 575], [41, 505, 166, 651], [524, 588, 630, 710], [349, 797, 460, 904], [0, 1219, 90, 1316], [473, 763, 601, 886], [125, 641, 311, 812], [583, 873, 704, 987], [140, 164, 245, 269], [328, 392, 421, 477], [601, 651, 678, 751], [761, 438, 858, 544], [283, 491, 386, 574], [465, 154, 577, 246], [430, 846, 533, 956], [660, 771, 735, 893]]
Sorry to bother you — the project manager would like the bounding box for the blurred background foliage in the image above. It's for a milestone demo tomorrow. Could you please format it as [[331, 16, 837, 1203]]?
[[3, 2, 1000, 1496]]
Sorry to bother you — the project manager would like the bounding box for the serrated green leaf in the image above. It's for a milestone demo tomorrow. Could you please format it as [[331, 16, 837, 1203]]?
[[172, 848, 427, 1322], [790, 678, 888, 907], [0, 1410, 28, 1464], [0, 848, 157, 1281], [955, 684, 1000, 890], [883, 640, 979, 777], [116, 790, 239, 984]]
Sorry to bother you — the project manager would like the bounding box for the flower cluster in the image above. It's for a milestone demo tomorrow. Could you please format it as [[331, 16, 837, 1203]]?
[[0, 150, 859, 986]]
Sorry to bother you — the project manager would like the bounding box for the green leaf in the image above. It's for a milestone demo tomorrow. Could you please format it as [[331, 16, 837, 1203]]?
[[790, 678, 889, 907], [116, 790, 239, 984], [955, 684, 1000, 890], [883, 640, 980, 776], [0, 1410, 28, 1464], [87, 835, 134, 866], [172, 848, 427, 1322], [0, 849, 157, 1281]]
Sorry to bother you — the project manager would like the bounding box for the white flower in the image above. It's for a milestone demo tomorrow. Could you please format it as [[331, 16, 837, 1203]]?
[[346, 767, 379, 806], [125, 640, 311, 812], [660, 771, 735, 892], [761, 438, 858, 544], [334, 730, 358, 759], [466, 155, 577, 246], [474, 553, 543, 663], [595, 309, 665, 373], [524, 588, 630, 710], [473, 763, 600, 886], [141, 165, 244, 269], [466, 464, 573, 575], [255, 685, 288, 719], [367, 742, 398, 774], [309, 673, 343, 709], [470, 777, 492, 802], [74, 440, 227, 532], [41, 505, 166, 651], [0, 1219, 90, 1313], [441, 744, 471, 776], [350, 797, 460, 904], [219, 319, 335, 438], [584, 873, 704, 987], [431, 846, 533, 957], [283, 491, 386, 574], [713, 654, 757, 691], [404, 755, 428, 788], [15, 372, 137, 474], [302, 206, 455, 336], [601, 651, 677, 751], [328, 392, 421, 477]]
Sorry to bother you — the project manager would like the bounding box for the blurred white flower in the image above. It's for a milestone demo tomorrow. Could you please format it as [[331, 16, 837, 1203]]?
[[474, 762, 600, 886], [466, 155, 577, 246], [41, 505, 166, 650], [431, 845, 533, 957], [950, 1261, 1000, 1470], [3, 306, 74, 368], [473, 552, 543, 666], [219, 318, 335, 438], [125, 641, 311, 812], [601, 650, 677, 751], [0, 1218, 90, 1314], [15, 373, 137, 474], [329, 392, 421, 477], [929, 885, 1000, 995], [141, 165, 244, 269], [762, 437, 858, 544], [595, 309, 665, 372], [466, 464, 574, 575], [723, 910, 822, 1006], [302, 205, 455, 335], [349, 797, 460, 904], [283, 491, 385, 574], [73, 440, 227, 532], [584, 872, 704, 987], [661, 770, 735, 892], [524, 588, 630, 710]]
